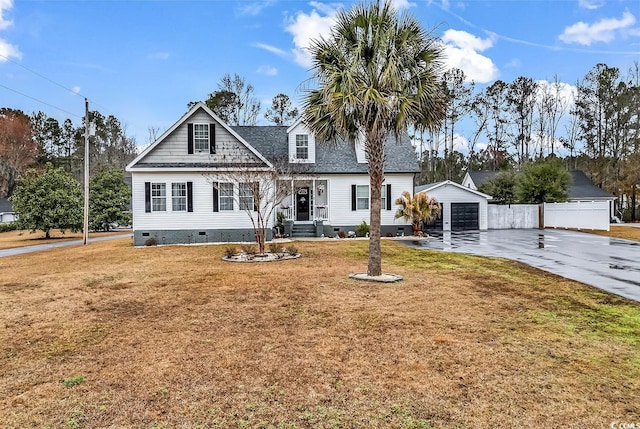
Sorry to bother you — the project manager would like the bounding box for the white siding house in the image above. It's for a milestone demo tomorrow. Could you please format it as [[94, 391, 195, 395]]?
[[126, 103, 419, 245]]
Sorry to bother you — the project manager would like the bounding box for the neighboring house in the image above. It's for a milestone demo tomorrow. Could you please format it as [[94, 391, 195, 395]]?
[[0, 198, 16, 224], [415, 181, 492, 231], [462, 170, 616, 202], [461, 169, 619, 230], [125, 102, 418, 246]]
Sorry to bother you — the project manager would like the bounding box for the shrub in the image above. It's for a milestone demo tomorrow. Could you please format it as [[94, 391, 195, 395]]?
[[285, 245, 298, 255], [0, 221, 19, 233], [144, 237, 158, 246], [224, 246, 238, 258], [355, 220, 370, 237], [241, 243, 257, 255], [269, 242, 284, 254]]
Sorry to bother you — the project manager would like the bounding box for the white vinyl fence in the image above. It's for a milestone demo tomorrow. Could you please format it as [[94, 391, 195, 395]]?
[[488, 204, 539, 229], [543, 201, 610, 231]]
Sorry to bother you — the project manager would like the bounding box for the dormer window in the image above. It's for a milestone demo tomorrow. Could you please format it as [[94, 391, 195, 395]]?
[[296, 135, 309, 160], [194, 124, 209, 152], [187, 123, 216, 154]]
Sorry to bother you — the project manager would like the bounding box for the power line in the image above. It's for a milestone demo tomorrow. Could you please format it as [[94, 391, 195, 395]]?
[[0, 82, 82, 119], [0, 52, 113, 114]]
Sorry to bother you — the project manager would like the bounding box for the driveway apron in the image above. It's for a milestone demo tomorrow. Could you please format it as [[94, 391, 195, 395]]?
[[405, 229, 640, 303]]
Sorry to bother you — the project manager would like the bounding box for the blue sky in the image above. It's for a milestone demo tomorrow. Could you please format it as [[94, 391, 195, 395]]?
[[0, 0, 638, 150]]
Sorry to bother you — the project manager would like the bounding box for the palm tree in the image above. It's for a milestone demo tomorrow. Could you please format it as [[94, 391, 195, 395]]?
[[302, 0, 446, 276], [394, 191, 440, 235]]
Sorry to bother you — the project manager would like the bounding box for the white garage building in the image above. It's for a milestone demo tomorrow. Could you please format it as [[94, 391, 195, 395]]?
[[416, 180, 492, 231]]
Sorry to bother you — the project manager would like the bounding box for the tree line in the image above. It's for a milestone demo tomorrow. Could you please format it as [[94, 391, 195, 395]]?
[[418, 62, 639, 220]]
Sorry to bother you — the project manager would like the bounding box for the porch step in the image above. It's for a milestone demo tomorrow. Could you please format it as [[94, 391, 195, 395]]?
[[291, 224, 316, 237]]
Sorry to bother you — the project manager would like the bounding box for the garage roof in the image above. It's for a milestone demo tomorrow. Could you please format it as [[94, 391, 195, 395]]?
[[416, 180, 492, 200]]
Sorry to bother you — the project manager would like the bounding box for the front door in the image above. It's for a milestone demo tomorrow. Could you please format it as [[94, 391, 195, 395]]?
[[296, 187, 309, 221]]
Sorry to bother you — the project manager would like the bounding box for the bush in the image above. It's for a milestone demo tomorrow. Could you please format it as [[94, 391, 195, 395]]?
[[285, 245, 298, 255], [224, 246, 238, 258], [144, 237, 158, 246], [355, 220, 370, 237], [241, 243, 257, 255], [269, 242, 284, 254], [0, 221, 19, 233]]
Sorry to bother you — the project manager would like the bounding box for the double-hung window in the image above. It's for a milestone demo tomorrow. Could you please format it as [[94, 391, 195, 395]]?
[[219, 182, 234, 211], [172, 183, 187, 211], [193, 123, 209, 152], [239, 182, 256, 211], [296, 134, 308, 160], [356, 185, 369, 210], [151, 183, 166, 212]]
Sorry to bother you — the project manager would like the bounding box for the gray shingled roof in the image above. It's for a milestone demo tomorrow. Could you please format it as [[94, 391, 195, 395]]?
[[466, 170, 615, 200], [0, 198, 13, 213], [567, 170, 615, 200], [467, 171, 499, 188], [232, 126, 420, 174]]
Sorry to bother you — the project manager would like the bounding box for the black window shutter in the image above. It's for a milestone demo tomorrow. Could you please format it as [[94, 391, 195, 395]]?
[[209, 123, 216, 154], [351, 184, 357, 211], [212, 182, 219, 212], [187, 123, 194, 154], [386, 184, 392, 211], [187, 182, 193, 212], [144, 182, 151, 213]]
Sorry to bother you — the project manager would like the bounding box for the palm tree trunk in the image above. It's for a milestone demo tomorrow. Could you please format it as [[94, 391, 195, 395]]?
[[367, 132, 385, 277], [368, 175, 382, 276]]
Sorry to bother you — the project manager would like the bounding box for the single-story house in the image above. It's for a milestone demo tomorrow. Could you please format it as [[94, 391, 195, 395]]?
[[125, 102, 419, 246], [0, 198, 16, 224], [415, 180, 492, 231]]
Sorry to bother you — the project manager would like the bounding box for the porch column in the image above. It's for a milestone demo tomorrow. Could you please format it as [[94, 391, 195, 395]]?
[[290, 179, 294, 220], [312, 179, 316, 221]]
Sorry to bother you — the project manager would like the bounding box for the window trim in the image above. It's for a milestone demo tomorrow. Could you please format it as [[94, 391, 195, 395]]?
[[356, 185, 369, 210], [172, 182, 187, 212], [295, 134, 309, 160], [193, 123, 210, 152], [219, 182, 234, 211], [151, 182, 166, 212]]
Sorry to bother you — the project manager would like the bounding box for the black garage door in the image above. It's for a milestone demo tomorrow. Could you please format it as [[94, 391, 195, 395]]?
[[451, 203, 479, 231]]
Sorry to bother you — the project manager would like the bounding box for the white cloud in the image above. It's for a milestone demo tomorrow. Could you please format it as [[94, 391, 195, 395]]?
[[441, 29, 498, 83], [559, 10, 637, 45], [389, 0, 415, 11], [257, 65, 278, 76], [578, 0, 604, 10], [0, 0, 13, 31], [71, 86, 81, 94], [285, 3, 340, 68], [535, 79, 577, 109], [254, 42, 289, 58], [238, 0, 277, 17], [0, 37, 20, 61]]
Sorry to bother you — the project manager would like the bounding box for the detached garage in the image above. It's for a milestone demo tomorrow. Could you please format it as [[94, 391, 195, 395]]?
[[415, 180, 492, 231]]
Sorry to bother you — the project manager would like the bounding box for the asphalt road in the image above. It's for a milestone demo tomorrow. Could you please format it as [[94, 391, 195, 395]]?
[[0, 233, 132, 258], [404, 229, 640, 303]]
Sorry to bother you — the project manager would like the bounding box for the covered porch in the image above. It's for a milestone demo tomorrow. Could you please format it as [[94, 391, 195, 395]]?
[[277, 179, 329, 223]]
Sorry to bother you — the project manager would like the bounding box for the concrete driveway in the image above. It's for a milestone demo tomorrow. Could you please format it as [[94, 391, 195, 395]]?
[[405, 229, 640, 302]]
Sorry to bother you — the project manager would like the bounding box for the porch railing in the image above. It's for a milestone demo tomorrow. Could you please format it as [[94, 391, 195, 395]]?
[[277, 205, 329, 221]]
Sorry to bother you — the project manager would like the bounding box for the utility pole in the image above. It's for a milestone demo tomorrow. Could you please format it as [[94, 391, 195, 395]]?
[[83, 98, 89, 245]]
